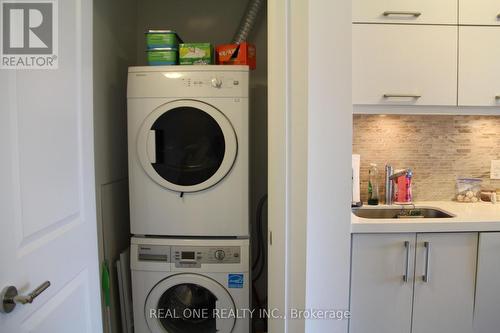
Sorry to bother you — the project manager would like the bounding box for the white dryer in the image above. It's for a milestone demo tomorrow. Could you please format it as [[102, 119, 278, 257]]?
[[131, 237, 250, 333], [127, 66, 249, 237]]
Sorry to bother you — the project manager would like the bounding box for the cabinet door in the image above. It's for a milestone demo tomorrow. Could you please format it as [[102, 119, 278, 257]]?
[[353, 25, 458, 106], [353, 0, 457, 24], [474, 233, 500, 333], [412, 233, 478, 333], [458, 27, 500, 106], [460, 0, 500, 26], [350, 234, 415, 333]]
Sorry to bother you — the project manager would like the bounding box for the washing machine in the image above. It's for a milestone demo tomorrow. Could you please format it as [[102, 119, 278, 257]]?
[[131, 237, 250, 333], [127, 66, 249, 237]]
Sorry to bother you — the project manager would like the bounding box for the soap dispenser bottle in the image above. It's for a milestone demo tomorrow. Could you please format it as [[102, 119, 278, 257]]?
[[368, 163, 379, 205]]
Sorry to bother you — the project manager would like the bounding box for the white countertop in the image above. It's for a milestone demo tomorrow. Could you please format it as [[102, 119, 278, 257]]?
[[351, 201, 500, 233]]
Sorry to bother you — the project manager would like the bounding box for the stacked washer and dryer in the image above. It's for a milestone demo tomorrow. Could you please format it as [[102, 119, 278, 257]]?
[[127, 65, 251, 333]]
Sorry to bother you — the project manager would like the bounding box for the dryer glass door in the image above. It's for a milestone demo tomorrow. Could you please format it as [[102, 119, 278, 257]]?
[[145, 274, 237, 333], [138, 100, 238, 193]]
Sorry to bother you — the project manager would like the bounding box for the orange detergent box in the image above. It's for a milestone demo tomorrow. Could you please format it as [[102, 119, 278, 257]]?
[[215, 42, 256, 69]]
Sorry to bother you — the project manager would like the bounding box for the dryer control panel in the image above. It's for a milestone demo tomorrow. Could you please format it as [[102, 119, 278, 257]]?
[[181, 76, 241, 90], [127, 69, 249, 99], [173, 246, 241, 268]]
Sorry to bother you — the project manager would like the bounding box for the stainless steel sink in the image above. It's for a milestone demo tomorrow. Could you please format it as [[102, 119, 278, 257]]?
[[352, 207, 455, 219]]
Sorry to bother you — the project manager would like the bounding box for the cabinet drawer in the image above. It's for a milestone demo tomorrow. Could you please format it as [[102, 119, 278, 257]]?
[[353, 25, 458, 106], [458, 27, 500, 106], [353, 0, 457, 24], [460, 0, 500, 26]]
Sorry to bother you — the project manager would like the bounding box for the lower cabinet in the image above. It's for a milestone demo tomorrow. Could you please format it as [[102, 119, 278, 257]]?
[[474, 232, 500, 333], [411, 233, 477, 333], [350, 233, 478, 333]]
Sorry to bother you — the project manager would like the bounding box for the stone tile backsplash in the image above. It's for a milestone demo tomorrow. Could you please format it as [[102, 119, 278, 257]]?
[[353, 115, 500, 202]]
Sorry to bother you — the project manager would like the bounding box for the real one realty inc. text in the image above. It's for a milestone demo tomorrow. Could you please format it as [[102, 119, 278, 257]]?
[[149, 308, 351, 320]]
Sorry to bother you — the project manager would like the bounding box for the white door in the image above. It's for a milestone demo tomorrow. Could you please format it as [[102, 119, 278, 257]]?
[[352, 24, 458, 106], [412, 233, 477, 333], [0, 0, 102, 332], [474, 233, 500, 333], [458, 27, 500, 106], [350, 233, 416, 333], [460, 0, 500, 25]]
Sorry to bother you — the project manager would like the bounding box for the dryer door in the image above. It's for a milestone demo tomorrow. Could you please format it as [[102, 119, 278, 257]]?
[[145, 273, 237, 333], [137, 100, 237, 193]]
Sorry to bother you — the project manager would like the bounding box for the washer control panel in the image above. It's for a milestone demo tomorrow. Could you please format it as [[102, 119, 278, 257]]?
[[138, 245, 170, 262], [173, 246, 241, 268]]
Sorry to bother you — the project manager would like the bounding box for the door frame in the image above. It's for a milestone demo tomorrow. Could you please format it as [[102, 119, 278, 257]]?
[[268, 0, 352, 332], [268, 0, 309, 332]]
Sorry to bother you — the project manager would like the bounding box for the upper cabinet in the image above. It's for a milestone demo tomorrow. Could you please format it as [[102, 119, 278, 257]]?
[[459, 27, 500, 106], [353, 0, 458, 24], [460, 0, 500, 26], [353, 0, 500, 112], [353, 25, 458, 106]]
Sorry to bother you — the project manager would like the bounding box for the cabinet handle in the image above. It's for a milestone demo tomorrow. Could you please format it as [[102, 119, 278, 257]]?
[[422, 242, 430, 283], [383, 11, 422, 17], [383, 94, 421, 99], [403, 241, 410, 282]]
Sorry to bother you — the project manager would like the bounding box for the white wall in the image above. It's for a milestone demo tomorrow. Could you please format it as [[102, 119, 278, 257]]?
[[93, 0, 138, 332], [305, 0, 352, 332]]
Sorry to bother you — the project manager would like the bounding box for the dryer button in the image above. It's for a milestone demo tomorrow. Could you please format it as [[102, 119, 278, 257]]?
[[211, 78, 222, 88]]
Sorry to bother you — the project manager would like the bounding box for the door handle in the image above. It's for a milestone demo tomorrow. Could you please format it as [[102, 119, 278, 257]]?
[[383, 11, 422, 17], [422, 242, 430, 282], [147, 130, 157, 163], [403, 241, 410, 282], [383, 94, 422, 99], [1, 281, 51, 314]]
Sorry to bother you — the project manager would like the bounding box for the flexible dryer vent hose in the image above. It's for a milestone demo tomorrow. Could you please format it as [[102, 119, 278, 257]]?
[[232, 0, 264, 44]]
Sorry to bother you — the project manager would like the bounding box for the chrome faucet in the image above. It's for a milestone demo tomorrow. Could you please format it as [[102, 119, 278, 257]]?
[[385, 165, 394, 205]]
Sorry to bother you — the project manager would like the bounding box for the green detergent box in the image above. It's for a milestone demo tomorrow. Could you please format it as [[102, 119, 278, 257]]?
[[146, 47, 178, 66], [179, 43, 213, 65], [145, 30, 181, 49]]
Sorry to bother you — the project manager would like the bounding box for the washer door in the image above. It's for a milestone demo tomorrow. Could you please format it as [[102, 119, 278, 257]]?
[[137, 100, 238, 193], [145, 273, 236, 333]]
